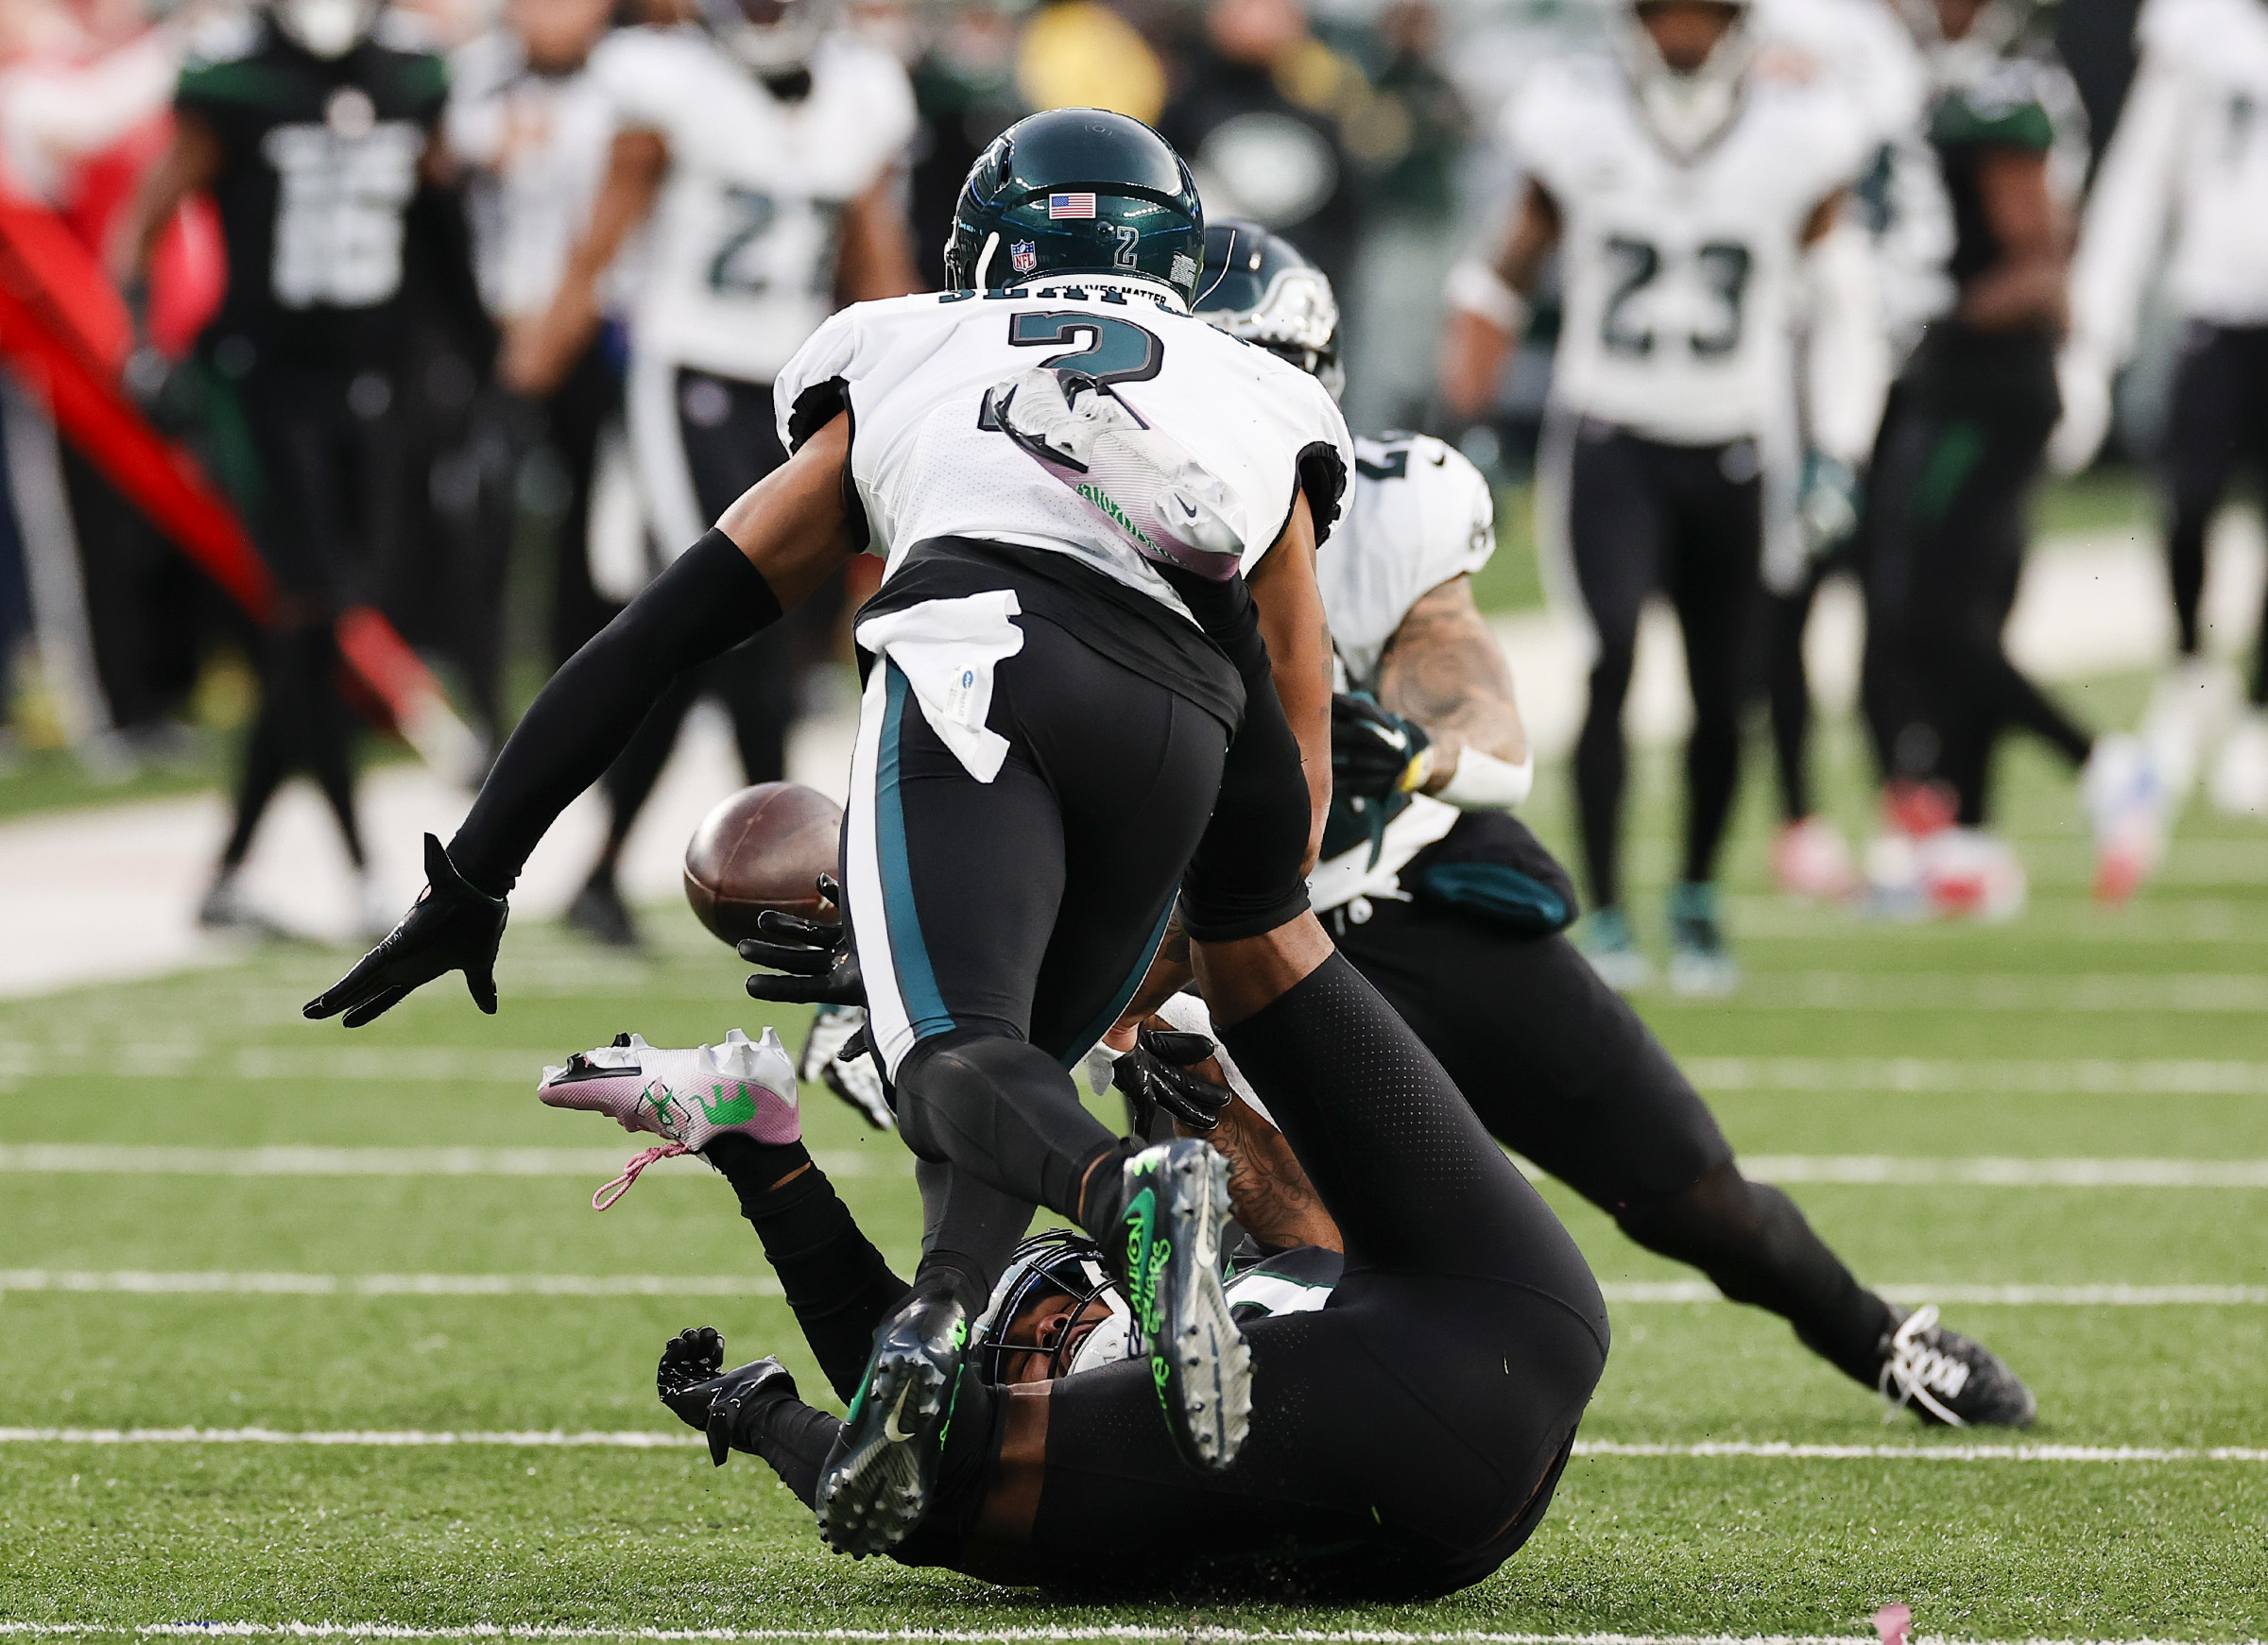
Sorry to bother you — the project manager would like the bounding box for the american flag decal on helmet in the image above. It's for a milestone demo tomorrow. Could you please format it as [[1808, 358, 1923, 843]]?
[[1048, 193, 1098, 219]]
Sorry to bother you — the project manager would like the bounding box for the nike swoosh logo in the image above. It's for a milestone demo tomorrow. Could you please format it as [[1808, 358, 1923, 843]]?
[[882, 1383, 917, 1444]]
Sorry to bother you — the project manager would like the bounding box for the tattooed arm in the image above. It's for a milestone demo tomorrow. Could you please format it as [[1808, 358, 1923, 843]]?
[[1204, 1091, 1343, 1253], [1375, 573, 1526, 796]]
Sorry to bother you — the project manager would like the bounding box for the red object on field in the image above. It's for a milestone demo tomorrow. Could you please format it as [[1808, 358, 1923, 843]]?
[[0, 196, 476, 777]]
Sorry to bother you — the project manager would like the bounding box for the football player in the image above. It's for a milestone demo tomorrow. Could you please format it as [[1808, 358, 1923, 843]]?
[[117, 0, 451, 939], [542, 910, 1607, 1599], [1860, 0, 2163, 911], [2059, 0, 2268, 817], [307, 111, 1354, 1556], [498, 0, 921, 947], [1438, 0, 1875, 992], [1192, 220, 2030, 1429]]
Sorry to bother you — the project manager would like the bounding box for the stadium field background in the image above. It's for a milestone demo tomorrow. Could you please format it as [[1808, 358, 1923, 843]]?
[[3, 480, 2265, 1637]]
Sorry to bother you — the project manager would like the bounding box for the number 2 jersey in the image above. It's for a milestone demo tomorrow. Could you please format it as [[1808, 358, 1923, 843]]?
[[589, 25, 916, 386], [775, 275, 1351, 650], [1504, 55, 1870, 446]]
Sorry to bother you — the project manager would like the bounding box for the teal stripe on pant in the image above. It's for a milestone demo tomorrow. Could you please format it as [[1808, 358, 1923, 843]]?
[[876, 662, 955, 1041]]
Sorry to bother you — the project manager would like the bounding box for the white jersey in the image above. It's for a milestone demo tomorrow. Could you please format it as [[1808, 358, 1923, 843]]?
[[592, 26, 916, 385], [1506, 55, 1870, 445], [2070, 0, 2268, 363], [1309, 434, 1497, 914], [447, 29, 615, 323], [774, 275, 1353, 625]]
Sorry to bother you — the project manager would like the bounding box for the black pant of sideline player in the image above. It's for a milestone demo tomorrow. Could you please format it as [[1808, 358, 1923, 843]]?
[[1563, 417, 1761, 980], [2161, 321, 2268, 705], [693, 951, 1607, 1601], [571, 367, 805, 946]]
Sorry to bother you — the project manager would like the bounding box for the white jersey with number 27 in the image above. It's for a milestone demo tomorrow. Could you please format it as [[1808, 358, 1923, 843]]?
[[775, 275, 1353, 626], [1508, 56, 1869, 445], [592, 26, 916, 386]]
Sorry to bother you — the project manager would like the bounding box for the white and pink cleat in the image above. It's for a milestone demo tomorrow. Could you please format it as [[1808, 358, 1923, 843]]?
[[539, 1028, 799, 1208]]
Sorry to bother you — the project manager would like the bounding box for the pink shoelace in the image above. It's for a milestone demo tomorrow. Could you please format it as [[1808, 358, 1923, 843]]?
[[593, 1142, 689, 1210]]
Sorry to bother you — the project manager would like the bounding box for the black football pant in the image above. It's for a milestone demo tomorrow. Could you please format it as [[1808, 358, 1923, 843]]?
[[2160, 321, 2268, 702], [215, 356, 410, 874], [849, 614, 1226, 1291], [1566, 420, 1761, 911], [1861, 339, 2092, 825], [1330, 896, 1895, 1384], [589, 368, 799, 883], [730, 955, 1607, 1601], [541, 338, 625, 667]]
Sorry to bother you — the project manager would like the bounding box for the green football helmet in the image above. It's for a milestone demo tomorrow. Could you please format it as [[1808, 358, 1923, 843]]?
[[944, 108, 1205, 305]]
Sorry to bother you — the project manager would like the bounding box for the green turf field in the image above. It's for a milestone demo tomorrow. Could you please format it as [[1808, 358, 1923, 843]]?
[[3, 679, 2265, 1642]]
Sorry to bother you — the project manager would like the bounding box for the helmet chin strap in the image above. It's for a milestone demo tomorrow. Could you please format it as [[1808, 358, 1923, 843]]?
[[971, 231, 1001, 291]]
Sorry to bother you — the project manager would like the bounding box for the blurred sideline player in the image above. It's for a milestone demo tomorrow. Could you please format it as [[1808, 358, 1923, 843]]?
[[1860, 0, 2162, 915], [1439, 0, 1874, 992], [2059, 0, 2268, 817], [118, 0, 450, 938], [1190, 219, 2028, 1426], [1748, 0, 1930, 900], [500, 0, 921, 947], [446, 0, 626, 682], [310, 111, 1354, 1561], [537, 912, 1608, 1599]]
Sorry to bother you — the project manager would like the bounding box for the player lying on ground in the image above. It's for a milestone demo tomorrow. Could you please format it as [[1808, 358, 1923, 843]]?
[[540, 912, 1607, 1600], [1173, 221, 2030, 1428], [308, 111, 1354, 1551]]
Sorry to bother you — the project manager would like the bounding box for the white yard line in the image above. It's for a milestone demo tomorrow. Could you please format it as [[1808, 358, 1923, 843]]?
[[5, 1272, 2261, 1306], [1661, 974, 2268, 1013], [8, 1431, 2256, 1465], [0, 1145, 2254, 1188], [0, 1145, 901, 1178], [0, 1629, 2257, 1645], [1681, 1059, 2268, 1095]]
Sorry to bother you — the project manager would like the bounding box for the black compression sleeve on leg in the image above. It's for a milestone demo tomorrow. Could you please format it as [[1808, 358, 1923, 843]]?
[[918, 1159, 1037, 1307], [448, 529, 783, 894], [1616, 1161, 1896, 1386], [704, 1134, 912, 1404], [749, 1397, 843, 1508]]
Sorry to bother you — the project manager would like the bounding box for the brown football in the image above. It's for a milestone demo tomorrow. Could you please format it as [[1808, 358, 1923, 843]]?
[[682, 781, 844, 946]]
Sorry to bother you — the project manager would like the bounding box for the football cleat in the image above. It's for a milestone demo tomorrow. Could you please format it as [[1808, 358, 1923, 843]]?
[[1918, 828, 2028, 922], [1666, 882, 1738, 997], [1877, 1305, 2036, 1428], [2209, 708, 2268, 817], [539, 1028, 799, 1208], [991, 367, 1245, 581], [815, 1278, 975, 1558], [1117, 1138, 1251, 1472], [799, 1003, 893, 1131], [2083, 732, 2168, 905], [566, 871, 642, 950], [1575, 907, 1652, 991], [1771, 814, 1858, 901]]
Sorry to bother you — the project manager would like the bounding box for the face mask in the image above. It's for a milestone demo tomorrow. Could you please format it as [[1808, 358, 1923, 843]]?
[[1061, 1298, 1136, 1376], [277, 0, 371, 59]]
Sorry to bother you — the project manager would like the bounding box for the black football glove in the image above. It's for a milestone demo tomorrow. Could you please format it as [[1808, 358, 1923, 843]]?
[[303, 833, 507, 1028], [1113, 1026, 1233, 1136], [656, 1327, 799, 1466], [1331, 692, 1434, 803], [739, 873, 866, 1007]]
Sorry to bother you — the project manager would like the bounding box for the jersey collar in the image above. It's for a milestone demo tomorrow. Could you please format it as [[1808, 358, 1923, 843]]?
[[1006, 273, 1190, 315]]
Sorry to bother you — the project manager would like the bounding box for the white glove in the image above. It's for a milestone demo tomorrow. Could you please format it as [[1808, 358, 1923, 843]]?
[[2049, 347, 2115, 478]]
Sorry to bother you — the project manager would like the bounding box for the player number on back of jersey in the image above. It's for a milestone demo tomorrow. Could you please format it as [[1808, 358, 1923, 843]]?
[[261, 122, 423, 309], [1601, 235, 1754, 358]]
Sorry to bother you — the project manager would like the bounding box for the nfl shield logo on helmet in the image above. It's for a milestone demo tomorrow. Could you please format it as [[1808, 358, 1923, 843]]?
[[1010, 240, 1038, 273], [1048, 193, 1097, 219]]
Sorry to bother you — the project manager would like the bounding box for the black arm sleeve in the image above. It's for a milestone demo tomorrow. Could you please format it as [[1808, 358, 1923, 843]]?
[[448, 529, 784, 894]]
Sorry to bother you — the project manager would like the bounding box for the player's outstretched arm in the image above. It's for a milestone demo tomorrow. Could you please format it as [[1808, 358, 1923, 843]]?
[[306, 417, 863, 1027], [1246, 493, 1332, 873], [499, 128, 667, 397], [1375, 573, 1531, 807]]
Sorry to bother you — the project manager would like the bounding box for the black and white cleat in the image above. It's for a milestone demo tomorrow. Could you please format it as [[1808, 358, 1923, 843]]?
[[1878, 1305, 2036, 1428], [814, 1279, 974, 1557], [1119, 1138, 1251, 1471]]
